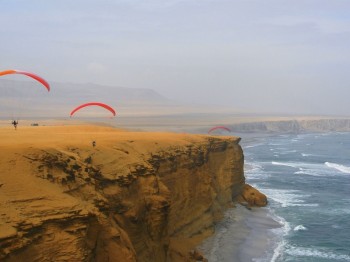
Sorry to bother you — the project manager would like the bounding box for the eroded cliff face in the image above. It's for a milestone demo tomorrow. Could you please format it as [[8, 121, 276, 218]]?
[[0, 127, 265, 262]]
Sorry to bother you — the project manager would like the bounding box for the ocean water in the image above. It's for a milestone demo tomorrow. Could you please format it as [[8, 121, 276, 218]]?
[[201, 132, 350, 261]]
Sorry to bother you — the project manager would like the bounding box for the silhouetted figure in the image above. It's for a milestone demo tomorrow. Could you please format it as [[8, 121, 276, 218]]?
[[92, 141, 96, 148], [12, 120, 18, 130]]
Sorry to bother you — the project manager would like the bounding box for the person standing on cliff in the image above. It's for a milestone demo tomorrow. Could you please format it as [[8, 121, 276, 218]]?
[[12, 120, 18, 130]]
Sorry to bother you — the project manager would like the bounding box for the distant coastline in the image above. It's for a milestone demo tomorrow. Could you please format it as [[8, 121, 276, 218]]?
[[2, 116, 350, 134], [228, 118, 350, 133]]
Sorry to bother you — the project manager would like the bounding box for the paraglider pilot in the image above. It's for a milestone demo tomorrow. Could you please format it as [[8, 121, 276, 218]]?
[[12, 120, 18, 130]]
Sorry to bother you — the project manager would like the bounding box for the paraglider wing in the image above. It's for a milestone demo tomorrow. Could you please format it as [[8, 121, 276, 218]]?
[[70, 102, 116, 117], [0, 69, 50, 91], [208, 126, 231, 134]]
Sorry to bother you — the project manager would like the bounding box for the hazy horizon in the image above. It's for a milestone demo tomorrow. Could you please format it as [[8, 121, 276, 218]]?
[[2, 0, 350, 115]]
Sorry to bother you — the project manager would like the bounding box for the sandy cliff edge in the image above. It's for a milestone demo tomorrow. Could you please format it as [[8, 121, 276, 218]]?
[[0, 125, 266, 261]]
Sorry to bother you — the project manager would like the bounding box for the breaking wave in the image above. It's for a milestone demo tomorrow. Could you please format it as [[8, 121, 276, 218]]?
[[293, 225, 307, 231], [325, 162, 350, 174], [285, 246, 350, 261]]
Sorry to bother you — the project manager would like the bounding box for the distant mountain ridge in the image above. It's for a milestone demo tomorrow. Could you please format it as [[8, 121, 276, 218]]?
[[0, 79, 174, 118], [51, 81, 173, 106]]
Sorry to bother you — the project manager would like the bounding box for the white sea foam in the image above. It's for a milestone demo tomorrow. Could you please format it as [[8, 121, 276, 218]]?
[[260, 188, 318, 208], [199, 206, 286, 262], [301, 153, 313, 157], [245, 172, 271, 181], [268, 211, 290, 262], [268, 143, 284, 146], [286, 246, 350, 261], [271, 161, 318, 168], [245, 162, 271, 181], [293, 225, 307, 231], [245, 162, 263, 172], [271, 161, 330, 176], [275, 149, 298, 155], [325, 162, 350, 174], [270, 240, 285, 262], [244, 145, 255, 148], [271, 161, 299, 168], [244, 143, 264, 149], [271, 161, 307, 168], [244, 163, 269, 182], [294, 168, 322, 177]]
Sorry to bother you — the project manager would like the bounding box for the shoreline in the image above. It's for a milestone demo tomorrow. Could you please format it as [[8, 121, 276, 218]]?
[[198, 133, 285, 262], [198, 205, 284, 262]]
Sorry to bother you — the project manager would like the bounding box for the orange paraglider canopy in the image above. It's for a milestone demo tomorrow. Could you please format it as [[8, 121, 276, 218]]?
[[70, 102, 116, 117], [208, 126, 231, 134], [0, 69, 50, 91]]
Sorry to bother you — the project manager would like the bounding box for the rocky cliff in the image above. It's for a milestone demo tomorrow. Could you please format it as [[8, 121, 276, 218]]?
[[0, 126, 266, 261]]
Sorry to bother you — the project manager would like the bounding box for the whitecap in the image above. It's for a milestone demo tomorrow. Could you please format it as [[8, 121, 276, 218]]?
[[289, 203, 319, 207], [277, 150, 298, 155], [260, 188, 317, 208], [293, 225, 307, 231], [245, 162, 263, 172], [245, 172, 271, 181], [244, 143, 264, 148], [268, 143, 284, 146], [301, 153, 312, 157], [271, 161, 331, 176], [325, 162, 350, 174], [271, 161, 299, 168], [286, 246, 350, 261], [294, 168, 322, 177]]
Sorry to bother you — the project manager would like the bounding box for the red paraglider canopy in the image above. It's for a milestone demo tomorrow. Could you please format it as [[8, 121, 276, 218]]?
[[70, 102, 116, 117], [0, 69, 50, 91], [208, 126, 231, 134]]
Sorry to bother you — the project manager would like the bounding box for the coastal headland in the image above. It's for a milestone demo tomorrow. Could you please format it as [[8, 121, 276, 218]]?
[[0, 124, 266, 261]]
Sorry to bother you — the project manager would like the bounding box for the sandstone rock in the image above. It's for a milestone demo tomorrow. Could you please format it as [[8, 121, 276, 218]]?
[[189, 249, 208, 261], [238, 184, 268, 207]]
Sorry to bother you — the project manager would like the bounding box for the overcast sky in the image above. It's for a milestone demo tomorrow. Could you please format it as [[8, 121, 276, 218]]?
[[1, 0, 350, 115]]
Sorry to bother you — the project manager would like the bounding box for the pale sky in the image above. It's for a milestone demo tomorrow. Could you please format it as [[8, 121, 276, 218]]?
[[1, 0, 350, 115]]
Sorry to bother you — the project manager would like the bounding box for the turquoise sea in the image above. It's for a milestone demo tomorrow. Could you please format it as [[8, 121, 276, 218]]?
[[201, 132, 350, 261]]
